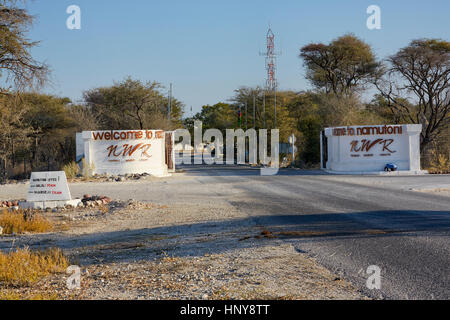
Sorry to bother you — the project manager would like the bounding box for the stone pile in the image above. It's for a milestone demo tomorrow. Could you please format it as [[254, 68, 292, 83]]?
[[109, 173, 151, 182], [80, 195, 112, 208], [0, 200, 20, 208]]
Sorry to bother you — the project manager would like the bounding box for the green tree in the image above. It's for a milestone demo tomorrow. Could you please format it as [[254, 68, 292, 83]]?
[[286, 92, 322, 164], [22, 93, 76, 170], [300, 34, 380, 96], [84, 77, 184, 130], [366, 94, 412, 125], [287, 92, 385, 165], [194, 102, 237, 131], [0, 94, 31, 180], [230, 87, 264, 129], [230, 86, 297, 142], [0, 1, 49, 179]]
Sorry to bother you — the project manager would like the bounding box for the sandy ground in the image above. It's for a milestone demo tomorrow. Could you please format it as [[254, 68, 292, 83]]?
[[0, 173, 367, 300]]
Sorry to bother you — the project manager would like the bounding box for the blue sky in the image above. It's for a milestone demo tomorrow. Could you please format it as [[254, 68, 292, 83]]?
[[26, 0, 449, 117]]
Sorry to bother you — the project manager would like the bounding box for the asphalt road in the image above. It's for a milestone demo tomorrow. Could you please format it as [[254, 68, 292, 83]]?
[[179, 164, 450, 300], [1, 163, 448, 299]]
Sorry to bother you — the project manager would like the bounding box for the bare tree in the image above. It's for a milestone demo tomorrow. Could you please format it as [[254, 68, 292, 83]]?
[[0, 0, 48, 94], [67, 105, 100, 131], [374, 39, 450, 152], [0, 94, 32, 180], [84, 77, 184, 130]]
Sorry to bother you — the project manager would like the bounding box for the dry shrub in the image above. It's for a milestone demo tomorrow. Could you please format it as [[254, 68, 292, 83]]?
[[81, 158, 95, 179], [317, 93, 385, 127], [99, 205, 109, 215], [62, 161, 79, 179], [0, 291, 60, 300], [0, 247, 68, 286], [426, 139, 450, 174], [428, 153, 450, 174], [0, 209, 53, 234]]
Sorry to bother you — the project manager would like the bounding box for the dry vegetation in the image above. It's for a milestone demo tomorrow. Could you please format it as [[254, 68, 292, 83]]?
[[0, 247, 68, 287], [0, 209, 54, 234], [427, 151, 450, 174], [62, 161, 79, 179], [0, 292, 60, 300]]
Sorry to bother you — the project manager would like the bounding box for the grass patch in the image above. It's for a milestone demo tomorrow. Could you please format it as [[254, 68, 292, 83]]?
[[426, 147, 450, 174], [81, 158, 95, 179], [0, 291, 60, 300], [62, 161, 80, 179], [0, 247, 69, 287], [0, 209, 54, 234]]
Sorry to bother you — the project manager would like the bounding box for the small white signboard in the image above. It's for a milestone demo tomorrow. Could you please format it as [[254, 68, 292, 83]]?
[[27, 171, 72, 202]]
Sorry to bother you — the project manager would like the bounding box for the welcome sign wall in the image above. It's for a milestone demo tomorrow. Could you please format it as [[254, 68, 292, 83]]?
[[320, 124, 424, 174], [76, 130, 169, 176]]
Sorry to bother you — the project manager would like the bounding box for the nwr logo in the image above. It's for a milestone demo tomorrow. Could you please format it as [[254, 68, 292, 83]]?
[[350, 139, 396, 153], [107, 143, 152, 158]]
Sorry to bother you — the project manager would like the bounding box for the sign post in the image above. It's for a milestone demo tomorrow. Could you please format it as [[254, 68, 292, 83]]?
[[27, 172, 72, 202], [19, 171, 81, 210], [289, 134, 297, 166]]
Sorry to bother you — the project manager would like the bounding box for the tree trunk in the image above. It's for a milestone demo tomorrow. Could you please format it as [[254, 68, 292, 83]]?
[[35, 137, 39, 169], [11, 140, 15, 168]]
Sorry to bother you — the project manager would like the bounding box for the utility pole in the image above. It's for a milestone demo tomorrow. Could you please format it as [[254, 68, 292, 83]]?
[[245, 102, 248, 130], [274, 89, 277, 129], [253, 93, 256, 128], [263, 91, 266, 129], [238, 105, 242, 128], [167, 83, 172, 122]]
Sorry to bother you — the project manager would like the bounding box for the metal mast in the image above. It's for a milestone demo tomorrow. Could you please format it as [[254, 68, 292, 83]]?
[[265, 28, 276, 92], [261, 27, 280, 128]]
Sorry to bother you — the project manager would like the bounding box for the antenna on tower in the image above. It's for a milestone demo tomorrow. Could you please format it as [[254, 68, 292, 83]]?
[[260, 26, 281, 128]]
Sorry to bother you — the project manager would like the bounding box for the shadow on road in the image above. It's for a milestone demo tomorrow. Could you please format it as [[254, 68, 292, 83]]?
[[2, 210, 448, 266], [180, 164, 326, 177]]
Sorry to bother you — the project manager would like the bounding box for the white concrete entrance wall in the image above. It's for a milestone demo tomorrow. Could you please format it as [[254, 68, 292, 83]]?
[[76, 130, 170, 177], [320, 124, 425, 174]]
